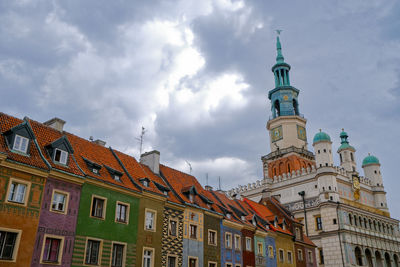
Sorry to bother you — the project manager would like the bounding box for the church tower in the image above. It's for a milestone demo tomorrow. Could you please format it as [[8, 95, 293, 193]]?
[[262, 33, 315, 179]]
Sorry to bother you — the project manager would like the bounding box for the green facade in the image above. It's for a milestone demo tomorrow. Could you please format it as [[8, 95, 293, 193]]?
[[204, 212, 221, 266], [72, 182, 140, 267]]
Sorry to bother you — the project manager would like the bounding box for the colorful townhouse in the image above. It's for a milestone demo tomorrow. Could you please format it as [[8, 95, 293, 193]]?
[[29, 118, 85, 267], [0, 114, 48, 266]]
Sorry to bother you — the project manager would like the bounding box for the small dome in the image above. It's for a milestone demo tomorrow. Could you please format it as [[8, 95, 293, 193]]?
[[362, 154, 380, 167], [313, 130, 331, 144]]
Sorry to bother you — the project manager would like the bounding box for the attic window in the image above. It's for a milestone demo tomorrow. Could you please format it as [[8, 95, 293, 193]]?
[[92, 168, 98, 174], [252, 220, 256, 226], [227, 213, 232, 219], [241, 216, 245, 221], [54, 148, 68, 165], [114, 175, 121, 182], [189, 194, 194, 202], [140, 179, 149, 187], [13, 135, 29, 153], [163, 191, 168, 196]]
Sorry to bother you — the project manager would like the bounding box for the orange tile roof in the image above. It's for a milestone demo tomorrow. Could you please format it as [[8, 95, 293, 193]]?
[[0, 113, 49, 171]]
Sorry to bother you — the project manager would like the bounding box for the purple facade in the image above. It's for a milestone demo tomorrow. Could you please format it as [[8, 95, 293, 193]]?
[[31, 177, 81, 267]]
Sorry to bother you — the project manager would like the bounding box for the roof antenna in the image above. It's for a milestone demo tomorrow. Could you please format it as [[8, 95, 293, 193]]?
[[135, 126, 146, 158], [185, 160, 192, 174], [206, 173, 209, 186], [218, 176, 221, 191]]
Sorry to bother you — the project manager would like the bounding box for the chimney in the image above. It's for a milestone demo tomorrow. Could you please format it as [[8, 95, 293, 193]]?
[[205, 185, 213, 191], [262, 188, 272, 199], [140, 150, 160, 174], [44, 117, 66, 132], [93, 139, 106, 147]]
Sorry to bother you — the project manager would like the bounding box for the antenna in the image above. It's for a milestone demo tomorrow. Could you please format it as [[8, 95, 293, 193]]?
[[135, 127, 146, 158], [206, 173, 209, 186], [218, 176, 221, 190], [185, 160, 192, 174]]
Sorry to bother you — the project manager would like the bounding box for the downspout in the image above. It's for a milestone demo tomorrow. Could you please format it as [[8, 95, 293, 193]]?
[[336, 201, 346, 267], [298, 191, 309, 236]]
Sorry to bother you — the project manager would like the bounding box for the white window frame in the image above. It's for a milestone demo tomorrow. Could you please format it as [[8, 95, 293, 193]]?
[[234, 234, 241, 250], [12, 134, 29, 153], [189, 224, 198, 239], [225, 232, 232, 249], [40, 234, 64, 264], [111, 241, 126, 267], [298, 249, 303, 261], [208, 261, 217, 267], [245, 237, 252, 251], [188, 256, 198, 267], [279, 249, 284, 262], [167, 254, 178, 267], [143, 247, 154, 267], [308, 251, 313, 263], [0, 227, 22, 262], [50, 190, 69, 214], [208, 230, 217, 246], [90, 195, 107, 219], [6, 178, 30, 206], [287, 250, 293, 264], [144, 209, 156, 231], [268, 245, 274, 258], [54, 148, 68, 165], [257, 242, 263, 255], [168, 218, 178, 237]]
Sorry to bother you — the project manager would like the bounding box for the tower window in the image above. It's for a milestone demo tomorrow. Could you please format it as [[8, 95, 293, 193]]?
[[340, 154, 343, 163], [274, 100, 280, 117], [350, 152, 354, 161], [325, 163, 328, 166], [323, 149, 326, 153], [318, 150, 320, 154], [374, 170, 377, 174]]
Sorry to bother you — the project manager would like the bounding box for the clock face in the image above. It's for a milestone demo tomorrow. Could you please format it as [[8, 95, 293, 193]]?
[[271, 126, 283, 143], [297, 125, 307, 141]]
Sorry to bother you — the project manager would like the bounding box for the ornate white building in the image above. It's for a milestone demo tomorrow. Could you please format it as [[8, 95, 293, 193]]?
[[229, 34, 400, 267]]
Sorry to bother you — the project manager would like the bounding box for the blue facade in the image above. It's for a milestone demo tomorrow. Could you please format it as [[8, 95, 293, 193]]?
[[183, 239, 203, 267], [265, 236, 277, 267], [221, 222, 242, 267]]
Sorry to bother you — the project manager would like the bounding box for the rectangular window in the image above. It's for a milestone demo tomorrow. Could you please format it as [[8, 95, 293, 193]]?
[[42, 237, 62, 263], [169, 219, 177, 236], [145, 210, 156, 231], [0, 231, 18, 260], [116, 202, 128, 223], [208, 262, 217, 267], [295, 228, 301, 239], [208, 230, 217, 245], [257, 242, 263, 255], [167, 255, 177, 267], [143, 248, 153, 267], [279, 249, 284, 262], [316, 216, 323, 230], [226, 264, 232, 267], [268, 245, 274, 258], [8, 181, 27, 204], [319, 248, 324, 265], [225, 233, 232, 248], [234, 235, 241, 250], [189, 257, 197, 267], [189, 224, 197, 239], [85, 239, 101, 265], [111, 243, 124, 267], [91, 197, 106, 219], [51, 191, 68, 213], [54, 148, 68, 165], [245, 237, 252, 251], [287, 251, 293, 264], [308, 251, 313, 263], [298, 249, 303, 261], [13, 135, 29, 153]]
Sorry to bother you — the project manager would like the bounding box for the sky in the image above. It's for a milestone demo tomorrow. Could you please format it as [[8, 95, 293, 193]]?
[[1, 0, 399, 218]]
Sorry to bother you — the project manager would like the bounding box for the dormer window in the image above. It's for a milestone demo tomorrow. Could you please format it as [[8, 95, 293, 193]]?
[[104, 165, 123, 183], [253, 220, 256, 226], [92, 168, 98, 174], [83, 157, 101, 175], [241, 216, 245, 221], [114, 174, 121, 182], [163, 191, 168, 196], [227, 213, 232, 219], [189, 194, 194, 202], [54, 148, 68, 165], [139, 178, 150, 187], [13, 135, 29, 153]]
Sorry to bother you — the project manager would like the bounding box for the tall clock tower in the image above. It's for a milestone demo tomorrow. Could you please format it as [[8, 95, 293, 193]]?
[[262, 33, 315, 179]]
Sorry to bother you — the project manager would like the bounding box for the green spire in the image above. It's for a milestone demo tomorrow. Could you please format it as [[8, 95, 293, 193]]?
[[276, 35, 284, 63]]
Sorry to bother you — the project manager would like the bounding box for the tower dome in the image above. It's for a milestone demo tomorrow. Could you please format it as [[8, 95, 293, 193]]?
[[313, 130, 331, 144], [337, 129, 355, 152], [362, 154, 380, 167]]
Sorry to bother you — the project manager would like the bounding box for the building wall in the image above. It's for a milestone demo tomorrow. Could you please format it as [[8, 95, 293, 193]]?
[[183, 208, 203, 267], [304, 246, 317, 267], [204, 213, 221, 267], [136, 194, 164, 267], [266, 235, 277, 267], [0, 166, 45, 266], [162, 206, 184, 267], [71, 182, 140, 267], [31, 177, 81, 267], [221, 223, 242, 267], [241, 228, 255, 267], [275, 233, 295, 267], [294, 243, 306, 267], [254, 235, 266, 267]]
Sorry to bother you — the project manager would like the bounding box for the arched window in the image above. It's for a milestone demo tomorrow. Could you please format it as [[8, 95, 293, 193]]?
[[354, 215, 357, 226], [369, 219, 372, 229], [287, 164, 291, 173], [365, 249, 373, 267], [350, 152, 354, 161], [340, 154, 343, 163], [378, 222, 381, 232], [364, 218, 368, 229], [349, 214, 353, 225], [393, 254, 399, 267], [274, 100, 280, 117], [374, 221, 377, 231], [273, 168, 277, 177], [359, 216, 363, 227], [355, 247, 363, 266], [385, 252, 392, 267]]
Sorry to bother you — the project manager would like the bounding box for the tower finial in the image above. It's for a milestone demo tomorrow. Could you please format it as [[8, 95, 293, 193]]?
[[276, 29, 284, 63]]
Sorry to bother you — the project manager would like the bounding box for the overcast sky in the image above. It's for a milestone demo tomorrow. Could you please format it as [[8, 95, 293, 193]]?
[[1, 0, 399, 218]]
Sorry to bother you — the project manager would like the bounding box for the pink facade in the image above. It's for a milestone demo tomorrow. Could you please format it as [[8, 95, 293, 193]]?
[[31, 177, 82, 267]]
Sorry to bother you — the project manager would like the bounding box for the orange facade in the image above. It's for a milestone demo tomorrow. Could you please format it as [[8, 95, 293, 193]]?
[[268, 154, 315, 179], [0, 165, 45, 266]]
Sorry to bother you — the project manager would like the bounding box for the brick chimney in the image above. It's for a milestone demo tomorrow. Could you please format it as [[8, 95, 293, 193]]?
[[140, 150, 160, 174], [93, 139, 106, 147], [205, 185, 213, 191], [44, 117, 66, 132]]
